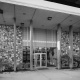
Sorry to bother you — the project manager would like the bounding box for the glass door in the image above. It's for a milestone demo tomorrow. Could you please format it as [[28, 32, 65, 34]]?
[[34, 53, 47, 69], [34, 53, 40, 68], [41, 53, 47, 67]]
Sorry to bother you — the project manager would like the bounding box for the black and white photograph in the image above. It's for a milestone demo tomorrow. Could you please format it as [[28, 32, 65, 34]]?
[[0, 0, 80, 80]]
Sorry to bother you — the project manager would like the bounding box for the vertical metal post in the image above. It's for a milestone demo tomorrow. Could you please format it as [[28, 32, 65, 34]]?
[[57, 24, 61, 69], [30, 20, 33, 70], [69, 25, 73, 69], [52, 30, 53, 47], [46, 29, 47, 67], [27, 27, 28, 46], [13, 17, 16, 71]]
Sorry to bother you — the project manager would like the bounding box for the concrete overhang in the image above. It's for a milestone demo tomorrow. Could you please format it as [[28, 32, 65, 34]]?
[[0, 0, 80, 32]]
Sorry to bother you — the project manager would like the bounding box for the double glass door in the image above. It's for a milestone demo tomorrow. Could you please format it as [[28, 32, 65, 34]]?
[[34, 53, 47, 69]]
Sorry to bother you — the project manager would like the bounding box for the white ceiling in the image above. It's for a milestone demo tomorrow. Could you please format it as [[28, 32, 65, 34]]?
[[0, 2, 80, 32]]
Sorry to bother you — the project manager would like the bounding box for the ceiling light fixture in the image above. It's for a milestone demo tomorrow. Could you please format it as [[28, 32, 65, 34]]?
[[23, 13, 26, 15], [21, 23, 24, 26], [47, 17, 52, 20], [57, 23, 61, 26], [0, 9, 3, 14]]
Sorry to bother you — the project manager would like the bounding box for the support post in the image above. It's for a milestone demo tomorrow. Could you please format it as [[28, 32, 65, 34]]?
[[69, 25, 73, 69], [13, 17, 16, 71], [27, 27, 28, 46], [30, 20, 33, 70], [57, 24, 61, 69]]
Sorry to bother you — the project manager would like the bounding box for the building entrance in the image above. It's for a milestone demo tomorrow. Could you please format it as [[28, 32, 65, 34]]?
[[34, 53, 47, 69]]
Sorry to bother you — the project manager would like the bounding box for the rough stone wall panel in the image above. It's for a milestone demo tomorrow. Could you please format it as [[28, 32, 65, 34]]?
[[0, 25, 23, 71]]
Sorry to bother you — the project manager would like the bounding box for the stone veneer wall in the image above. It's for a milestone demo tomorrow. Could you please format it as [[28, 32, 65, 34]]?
[[61, 31, 80, 56], [0, 25, 80, 70], [0, 25, 23, 70]]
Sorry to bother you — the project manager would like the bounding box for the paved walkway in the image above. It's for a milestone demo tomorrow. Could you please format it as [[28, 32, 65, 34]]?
[[0, 68, 80, 80]]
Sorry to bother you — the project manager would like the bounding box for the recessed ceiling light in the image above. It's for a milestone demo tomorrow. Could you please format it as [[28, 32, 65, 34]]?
[[23, 13, 26, 15], [0, 9, 3, 14], [21, 23, 24, 26], [57, 23, 61, 26], [47, 17, 52, 20]]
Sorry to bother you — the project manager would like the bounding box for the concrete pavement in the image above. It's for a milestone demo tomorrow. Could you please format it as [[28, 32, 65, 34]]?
[[0, 68, 80, 80]]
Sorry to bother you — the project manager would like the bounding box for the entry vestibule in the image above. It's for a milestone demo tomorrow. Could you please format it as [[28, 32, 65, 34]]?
[[23, 27, 57, 70], [0, 1, 80, 72]]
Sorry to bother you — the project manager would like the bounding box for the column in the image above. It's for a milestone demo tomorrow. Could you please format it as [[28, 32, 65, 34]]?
[[13, 17, 16, 71], [30, 20, 33, 70], [52, 30, 53, 47], [27, 27, 28, 46], [57, 24, 61, 69], [69, 25, 73, 69]]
